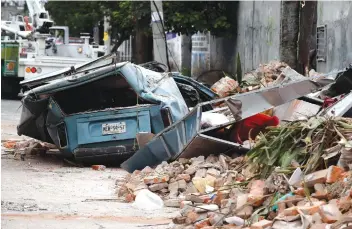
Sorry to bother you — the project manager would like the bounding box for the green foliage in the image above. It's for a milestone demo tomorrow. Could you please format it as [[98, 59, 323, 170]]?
[[46, 1, 238, 49], [46, 1, 103, 37], [163, 1, 238, 37], [181, 67, 191, 77]]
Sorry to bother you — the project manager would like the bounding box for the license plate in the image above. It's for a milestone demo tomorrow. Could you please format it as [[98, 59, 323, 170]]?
[[102, 122, 126, 135]]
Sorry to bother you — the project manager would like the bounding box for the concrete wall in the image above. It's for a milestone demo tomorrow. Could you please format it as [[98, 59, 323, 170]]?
[[235, 1, 281, 73], [317, 1, 352, 72]]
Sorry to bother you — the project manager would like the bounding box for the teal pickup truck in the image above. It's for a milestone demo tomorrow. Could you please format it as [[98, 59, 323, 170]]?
[[18, 55, 218, 164]]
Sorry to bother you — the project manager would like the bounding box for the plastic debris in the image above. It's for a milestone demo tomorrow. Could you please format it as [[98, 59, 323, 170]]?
[[132, 189, 164, 210]]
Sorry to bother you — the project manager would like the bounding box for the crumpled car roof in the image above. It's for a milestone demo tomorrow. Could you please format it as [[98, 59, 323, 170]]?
[[24, 62, 189, 122]]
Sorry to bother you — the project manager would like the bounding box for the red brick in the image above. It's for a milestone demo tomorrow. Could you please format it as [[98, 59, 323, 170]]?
[[294, 187, 305, 196], [186, 211, 200, 224], [125, 193, 135, 203], [91, 165, 106, 171], [176, 174, 191, 182], [326, 166, 344, 183], [143, 175, 169, 185], [248, 180, 266, 206], [195, 218, 211, 229]]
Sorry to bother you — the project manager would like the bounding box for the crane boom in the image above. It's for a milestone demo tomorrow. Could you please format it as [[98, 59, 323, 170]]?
[[1, 24, 32, 38], [25, 0, 53, 33]]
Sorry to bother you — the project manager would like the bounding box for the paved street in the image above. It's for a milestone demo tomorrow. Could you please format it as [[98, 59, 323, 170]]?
[[1, 99, 177, 229], [1, 99, 25, 141]]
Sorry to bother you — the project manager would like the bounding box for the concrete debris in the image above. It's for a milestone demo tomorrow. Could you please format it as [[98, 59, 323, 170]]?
[[117, 152, 352, 229], [2, 139, 57, 160]]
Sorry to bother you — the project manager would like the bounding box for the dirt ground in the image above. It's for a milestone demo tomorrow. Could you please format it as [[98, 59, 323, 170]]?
[[1, 99, 179, 229]]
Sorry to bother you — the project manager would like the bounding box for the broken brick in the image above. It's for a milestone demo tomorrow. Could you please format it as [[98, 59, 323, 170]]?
[[277, 202, 286, 214], [225, 216, 245, 226], [195, 204, 219, 213], [303, 169, 328, 187], [194, 218, 211, 229], [176, 174, 191, 182], [185, 166, 197, 175], [164, 199, 180, 208], [250, 219, 273, 229], [148, 182, 168, 192], [248, 180, 266, 206], [319, 203, 342, 223], [207, 168, 221, 178], [125, 193, 135, 203], [326, 166, 344, 183], [178, 179, 187, 191], [173, 216, 187, 224], [236, 205, 253, 219], [140, 166, 153, 175], [186, 211, 200, 224], [91, 165, 106, 171], [283, 206, 299, 216], [168, 181, 179, 193], [294, 187, 305, 196], [209, 213, 224, 226], [214, 177, 225, 190], [337, 196, 352, 212], [310, 224, 329, 229], [180, 200, 193, 208], [195, 168, 207, 178], [143, 175, 169, 185]]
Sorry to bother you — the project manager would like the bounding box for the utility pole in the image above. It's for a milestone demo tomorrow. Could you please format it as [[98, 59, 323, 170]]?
[[104, 15, 111, 55], [150, 0, 168, 67]]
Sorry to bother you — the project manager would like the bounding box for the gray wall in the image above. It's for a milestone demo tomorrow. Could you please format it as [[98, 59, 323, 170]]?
[[317, 1, 352, 72], [235, 1, 281, 72], [196, 1, 282, 85]]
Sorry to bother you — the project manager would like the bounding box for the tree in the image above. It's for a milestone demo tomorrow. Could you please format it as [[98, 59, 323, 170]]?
[[46, 1, 104, 37], [46, 1, 151, 53], [163, 1, 237, 37], [46, 0, 238, 64]]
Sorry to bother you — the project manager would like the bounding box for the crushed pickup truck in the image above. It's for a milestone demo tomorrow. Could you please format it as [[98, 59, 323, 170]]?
[[18, 58, 218, 163]]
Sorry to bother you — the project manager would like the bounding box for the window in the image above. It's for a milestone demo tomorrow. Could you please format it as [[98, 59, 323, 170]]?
[[317, 25, 327, 62]]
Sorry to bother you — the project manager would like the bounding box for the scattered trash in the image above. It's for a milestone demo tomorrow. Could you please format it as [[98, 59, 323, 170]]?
[[132, 189, 164, 210]]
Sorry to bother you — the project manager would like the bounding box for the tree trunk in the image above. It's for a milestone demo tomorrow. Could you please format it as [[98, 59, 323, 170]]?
[[181, 35, 192, 75], [133, 18, 153, 64], [298, 1, 317, 75], [280, 1, 300, 71]]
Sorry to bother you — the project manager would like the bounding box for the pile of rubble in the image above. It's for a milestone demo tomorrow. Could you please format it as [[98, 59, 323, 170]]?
[[117, 153, 352, 229], [211, 61, 305, 98], [2, 139, 57, 160], [242, 61, 290, 87]]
